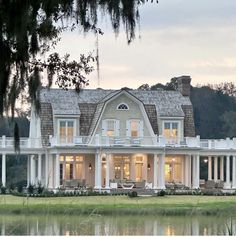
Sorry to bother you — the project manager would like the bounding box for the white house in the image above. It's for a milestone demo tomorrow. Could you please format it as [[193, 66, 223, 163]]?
[[1, 76, 236, 191]]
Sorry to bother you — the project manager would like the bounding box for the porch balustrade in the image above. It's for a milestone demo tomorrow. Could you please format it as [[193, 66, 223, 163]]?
[[0, 136, 42, 149], [1, 134, 236, 150]]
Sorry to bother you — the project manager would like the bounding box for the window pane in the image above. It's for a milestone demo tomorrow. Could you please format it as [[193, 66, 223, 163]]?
[[107, 120, 115, 137], [131, 121, 139, 137], [59, 121, 66, 143], [164, 122, 171, 129], [118, 104, 128, 110]]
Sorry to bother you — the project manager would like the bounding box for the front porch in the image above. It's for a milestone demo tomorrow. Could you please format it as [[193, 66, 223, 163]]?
[[25, 152, 202, 192]]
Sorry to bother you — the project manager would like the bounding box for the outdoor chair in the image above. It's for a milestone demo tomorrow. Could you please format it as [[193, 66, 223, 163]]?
[[205, 180, 215, 189]]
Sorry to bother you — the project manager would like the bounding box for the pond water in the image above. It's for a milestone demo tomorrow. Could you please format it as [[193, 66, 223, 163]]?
[[0, 214, 235, 235]]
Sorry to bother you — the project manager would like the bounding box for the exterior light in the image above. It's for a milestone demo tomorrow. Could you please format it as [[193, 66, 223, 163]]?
[[204, 159, 208, 163], [89, 163, 92, 170], [172, 158, 176, 162], [148, 163, 151, 170]]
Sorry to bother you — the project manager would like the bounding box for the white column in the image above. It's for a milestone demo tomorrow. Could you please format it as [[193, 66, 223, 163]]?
[[214, 156, 218, 182], [220, 156, 224, 181], [232, 156, 236, 189], [30, 155, 36, 185], [192, 155, 199, 189], [208, 156, 212, 180], [27, 156, 30, 187], [196, 155, 200, 188], [55, 154, 60, 188], [1, 154, 6, 187], [185, 155, 190, 187], [105, 154, 110, 189], [225, 155, 231, 188], [192, 155, 195, 188], [158, 154, 165, 189], [45, 153, 49, 188], [189, 155, 192, 188], [131, 156, 136, 181], [38, 154, 42, 183], [95, 152, 102, 189], [153, 154, 158, 189]]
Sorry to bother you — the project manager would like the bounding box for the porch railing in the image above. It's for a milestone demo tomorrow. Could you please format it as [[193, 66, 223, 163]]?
[[0, 136, 42, 149], [1, 134, 236, 150]]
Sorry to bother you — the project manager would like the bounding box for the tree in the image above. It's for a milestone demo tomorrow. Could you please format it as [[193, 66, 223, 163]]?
[[138, 83, 150, 90], [0, 0, 155, 116], [0, 0, 156, 147]]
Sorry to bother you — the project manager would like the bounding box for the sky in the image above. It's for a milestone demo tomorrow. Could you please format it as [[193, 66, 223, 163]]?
[[51, 0, 236, 89]]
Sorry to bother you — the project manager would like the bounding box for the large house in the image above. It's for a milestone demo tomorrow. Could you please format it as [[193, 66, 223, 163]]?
[[1, 76, 236, 191]]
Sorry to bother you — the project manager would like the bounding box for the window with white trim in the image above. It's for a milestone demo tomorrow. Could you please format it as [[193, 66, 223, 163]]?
[[117, 103, 129, 110], [107, 120, 115, 136], [102, 119, 120, 137], [163, 122, 179, 139], [126, 119, 144, 137], [58, 120, 75, 143]]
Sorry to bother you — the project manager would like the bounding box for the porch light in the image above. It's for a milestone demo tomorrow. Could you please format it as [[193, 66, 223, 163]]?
[[147, 163, 151, 170], [89, 163, 92, 170], [204, 159, 208, 163], [172, 158, 176, 162]]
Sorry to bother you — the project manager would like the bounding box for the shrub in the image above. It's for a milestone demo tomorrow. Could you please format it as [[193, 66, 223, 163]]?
[[128, 191, 138, 198], [17, 184, 24, 193], [36, 183, 44, 194], [27, 184, 35, 195], [158, 190, 166, 196], [0, 186, 6, 194]]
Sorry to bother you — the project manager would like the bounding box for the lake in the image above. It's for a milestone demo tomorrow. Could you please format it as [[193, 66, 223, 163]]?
[[0, 214, 235, 235]]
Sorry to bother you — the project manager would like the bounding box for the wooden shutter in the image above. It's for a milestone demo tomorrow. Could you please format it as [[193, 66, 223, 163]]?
[[139, 120, 144, 137], [126, 120, 131, 137], [102, 120, 106, 136], [115, 120, 120, 137]]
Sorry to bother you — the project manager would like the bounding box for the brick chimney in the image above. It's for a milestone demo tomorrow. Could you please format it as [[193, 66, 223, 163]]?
[[176, 76, 191, 97]]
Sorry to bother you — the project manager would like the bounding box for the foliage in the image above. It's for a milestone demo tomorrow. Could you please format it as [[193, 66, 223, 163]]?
[[138, 80, 236, 139], [128, 190, 138, 198], [0, 186, 6, 194], [27, 184, 35, 195], [36, 182, 44, 194], [158, 189, 166, 196]]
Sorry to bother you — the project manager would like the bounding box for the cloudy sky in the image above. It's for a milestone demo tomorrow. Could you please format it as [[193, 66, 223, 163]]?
[[52, 0, 236, 89]]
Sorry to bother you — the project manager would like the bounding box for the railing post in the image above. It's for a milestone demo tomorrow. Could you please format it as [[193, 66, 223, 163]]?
[[28, 138, 31, 148], [233, 138, 236, 149], [226, 137, 230, 149], [95, 134, 100, 146], [2, 135, 6, 148], [49, 135, 53, 146]]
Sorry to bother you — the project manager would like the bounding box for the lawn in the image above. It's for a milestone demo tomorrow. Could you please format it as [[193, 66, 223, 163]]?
[[0, 195, 236, 215]]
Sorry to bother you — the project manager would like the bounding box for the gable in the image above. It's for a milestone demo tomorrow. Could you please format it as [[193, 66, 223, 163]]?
[[92, 92, 155, 137]]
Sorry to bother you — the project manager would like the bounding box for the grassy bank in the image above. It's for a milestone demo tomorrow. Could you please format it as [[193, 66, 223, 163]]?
[[1, 195, 236, 216]]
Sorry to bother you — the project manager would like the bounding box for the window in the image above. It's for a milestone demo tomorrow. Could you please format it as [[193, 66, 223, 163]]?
[[131, 120, 139, 137], [59, 120, 75, 143], [117, 103, 129, 110], [102, 119, 119, 137], [107, 120, 115, 136], [163, 122, 179, 138], [126, 119, 143, 138]]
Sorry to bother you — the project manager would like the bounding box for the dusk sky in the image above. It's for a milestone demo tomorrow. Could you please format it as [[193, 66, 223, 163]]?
[[52, 0, 236, 89]]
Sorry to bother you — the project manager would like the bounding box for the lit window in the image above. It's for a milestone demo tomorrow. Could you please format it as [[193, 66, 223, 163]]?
[[163, 122, 179, 138], [131, 120, 139, 137], [59, 120, 75, 143], [117, 103, 129, 110], [107, 120, 115, 136]]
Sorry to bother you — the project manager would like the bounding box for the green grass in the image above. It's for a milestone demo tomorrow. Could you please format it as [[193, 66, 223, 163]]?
[[1, 195, 236, 215]]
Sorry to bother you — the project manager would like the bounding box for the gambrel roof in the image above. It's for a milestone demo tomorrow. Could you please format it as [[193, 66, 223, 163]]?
[[39, 87, 194, 146]]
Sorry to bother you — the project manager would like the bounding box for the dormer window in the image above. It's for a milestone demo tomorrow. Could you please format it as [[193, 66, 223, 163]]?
[[117, 103, 129, 110]]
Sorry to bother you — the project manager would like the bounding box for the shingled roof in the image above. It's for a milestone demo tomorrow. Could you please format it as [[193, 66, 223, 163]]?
[[39, 87, 194, 144]]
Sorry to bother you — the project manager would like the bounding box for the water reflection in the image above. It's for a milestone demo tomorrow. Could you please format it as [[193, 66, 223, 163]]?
[[0, 214, 234, 235]]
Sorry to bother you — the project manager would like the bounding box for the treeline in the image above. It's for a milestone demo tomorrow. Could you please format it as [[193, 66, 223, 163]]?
[[138, 81, 236, 139]]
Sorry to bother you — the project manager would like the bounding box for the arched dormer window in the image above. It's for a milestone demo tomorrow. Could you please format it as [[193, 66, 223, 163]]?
[[117, 103, 129, 110]]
